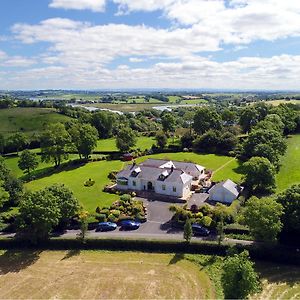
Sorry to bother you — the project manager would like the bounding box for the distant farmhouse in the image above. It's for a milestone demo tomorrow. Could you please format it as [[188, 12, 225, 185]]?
[[116, 159, 206, 198]]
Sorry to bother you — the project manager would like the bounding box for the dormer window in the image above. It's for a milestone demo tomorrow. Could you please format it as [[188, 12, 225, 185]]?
[[131, 167, 141, 177], [158, 170, 169, 181]]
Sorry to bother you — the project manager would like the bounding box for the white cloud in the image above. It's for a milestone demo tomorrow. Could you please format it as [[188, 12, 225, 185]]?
[[0, 50, 36, 67], [129, 57, 144, 63], [49, 0, 106, 12]]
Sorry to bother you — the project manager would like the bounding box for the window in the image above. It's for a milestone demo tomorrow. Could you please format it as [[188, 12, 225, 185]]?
[[117, 179, 128, 186], [132, 180, 136, 186], [162, 185, 166, 191], [173, 186, 176, 192]]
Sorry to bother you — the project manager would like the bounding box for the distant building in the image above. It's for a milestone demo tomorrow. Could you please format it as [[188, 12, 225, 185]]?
[[208, 179, 243, 204], [116, 159, 206, 198]]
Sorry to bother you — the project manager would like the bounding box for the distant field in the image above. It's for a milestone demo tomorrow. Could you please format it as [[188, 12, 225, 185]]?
[[256, 99, 300, 106], [0, 250, 214, 299], [276, 134, 300, 192], [252, 261, 300, 300], [0, 107, 71, 137]]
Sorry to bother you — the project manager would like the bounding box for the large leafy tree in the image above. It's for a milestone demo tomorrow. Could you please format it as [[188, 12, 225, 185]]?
[[18, 149, 39, 175], [193, 107, 222, 135], [45, 184, 80, 227], [0, 134, 5, 154], [270, 104, 297, 134], [68, 123, 98, 159], [239, 107, 259, 133], [242, 128, 287, 168], [243, 157, 276, 194], [243, 196, 283, 242], [0, 180, 9, 208], [9, 132, 29, 154], [155, 131, 168, 149], [17, 190, 61, 243], [221, 250, 260, 299], [161, 113, 176, 134], [91, 111, 116, 138], [276, 184, 300, 235], [116, 127, 137, 152], [183, 218, 193, 243], [40, 123, 72, 167]]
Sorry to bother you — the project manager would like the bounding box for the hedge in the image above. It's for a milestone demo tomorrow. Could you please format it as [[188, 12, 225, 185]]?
[[0, 237, 300, 265]]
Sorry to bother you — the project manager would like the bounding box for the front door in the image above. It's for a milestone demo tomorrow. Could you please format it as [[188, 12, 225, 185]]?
[[147, 181, 153, 191]]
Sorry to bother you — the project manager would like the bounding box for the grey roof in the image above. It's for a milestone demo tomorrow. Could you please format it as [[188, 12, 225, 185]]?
[[209, 179, 240, 197], [140, 159, 205, 173], [116, 162, 193, 184]]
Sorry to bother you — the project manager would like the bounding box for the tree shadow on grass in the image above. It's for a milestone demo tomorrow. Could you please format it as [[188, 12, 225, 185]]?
[[21, 159, 88, 182], [0, 249, 41, 274], [169, 253, 184, 265], [232, 160, 247, 176], [61, 249, 81, 261]]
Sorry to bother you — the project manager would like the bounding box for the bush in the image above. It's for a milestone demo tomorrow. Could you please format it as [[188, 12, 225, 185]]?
[[120, 194, 132, 202], [111, 209, 121, 218], [96, 213, 107, 223], [100, 209, 109, 216], [107, 214, 117, 223], [200, 216, 213, 227], [108, 171, 118, 180], [84, 178, 95, 187]]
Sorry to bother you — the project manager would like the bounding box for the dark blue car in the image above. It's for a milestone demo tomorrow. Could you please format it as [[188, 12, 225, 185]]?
[[192, 224, 210, 236], [96, 222, 117, 232], [119, 220, 141, 230]]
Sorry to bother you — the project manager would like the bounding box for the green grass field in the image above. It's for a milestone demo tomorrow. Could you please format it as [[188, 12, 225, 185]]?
[[0, 250, 215, 299], [25, 159, 124, 212], [263, 99, 300, 106], [276, 134, 300, 192], [0, 107, 71, 137]]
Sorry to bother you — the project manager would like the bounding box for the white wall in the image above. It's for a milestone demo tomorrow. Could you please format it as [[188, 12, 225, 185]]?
[[209, 188, 236, 204]]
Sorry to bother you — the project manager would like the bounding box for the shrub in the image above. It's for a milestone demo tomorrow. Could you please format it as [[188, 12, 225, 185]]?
[[84, 178, 95, 187], [200, 216, 213, 227], [100, 209, 109, 216], [111, 209, 121, 218], [107, 214, 117, 223], [96, 213, 107, 223], [120, 194, 132, 202], [108, 171, 118, 180]]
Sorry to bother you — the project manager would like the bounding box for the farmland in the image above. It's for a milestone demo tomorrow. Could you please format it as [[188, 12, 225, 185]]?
[[0, 107, 71, 137], [0, 250, 215, 299], [276, 134, 300, 192]]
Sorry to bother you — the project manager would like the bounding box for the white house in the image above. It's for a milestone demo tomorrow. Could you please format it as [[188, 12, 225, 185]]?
[[116, 159, 206, 198], [208, 179, 243, 204]]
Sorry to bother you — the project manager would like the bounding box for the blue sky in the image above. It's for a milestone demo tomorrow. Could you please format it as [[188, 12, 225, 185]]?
[[0, 0, 300, 90]]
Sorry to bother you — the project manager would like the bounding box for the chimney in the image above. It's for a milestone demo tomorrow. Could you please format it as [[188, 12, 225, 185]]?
[[171, 165, 174, 173]]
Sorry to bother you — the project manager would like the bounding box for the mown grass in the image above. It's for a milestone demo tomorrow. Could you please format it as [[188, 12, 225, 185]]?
[[276, 134, 300, 192], [25, 160, 124, 212], [0, 250, 215, 299], [0, 107, 71, 137]]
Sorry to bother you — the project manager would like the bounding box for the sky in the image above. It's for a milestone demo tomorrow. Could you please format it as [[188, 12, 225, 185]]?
[[0, 0, 300, 90]]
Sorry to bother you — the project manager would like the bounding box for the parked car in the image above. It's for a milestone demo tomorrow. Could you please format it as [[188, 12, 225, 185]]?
[[95, 222, 117, 232], [192, 224, 210, 236], [119, 220, 141, 230]]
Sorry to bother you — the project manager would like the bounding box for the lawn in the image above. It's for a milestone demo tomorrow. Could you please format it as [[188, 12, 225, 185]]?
[[263, 99, 300, 106], [252, 261, 300, 300], [0, 250, 215, 299], [136, 152, 243, 183], [95, 136, 157, 152], [25, 160, 124, 212], [276, 134, 300, 192], [0, 107, 71, 137]]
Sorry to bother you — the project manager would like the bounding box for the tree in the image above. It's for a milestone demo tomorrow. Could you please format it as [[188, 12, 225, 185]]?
[[276, 184, 300, 235], [183, 218, 193, 243], [116, 127, 137, 152], [243, 196, 283, 242], [239, 107, 259, 133], [0, 180, 9, 208], [18, 150, 39, 175], [193, 130, 220, 153], [68, 123, 98, 159], [243, 157, 276, 194], [40, 123, 72, 167], [9, 132, 28, 154], [193, 107, 222, 135], [221, 250, 260, 299], [161, 113, 176, 134], [155, 132, 168, 149], [78, 210, 89, 242], [91, 111, 116, 138], [17, 190, 61, 243], [242, 129, 286, 169], [0, 134, 5, 154], [221, 109, 236, 124], [45, 184, 80, 228], [254, 114, 284, 133]]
